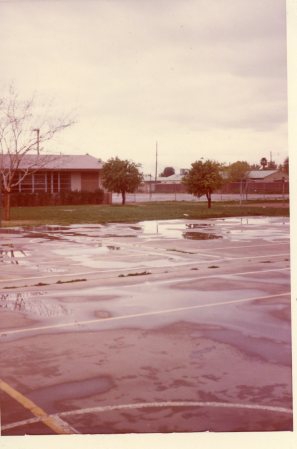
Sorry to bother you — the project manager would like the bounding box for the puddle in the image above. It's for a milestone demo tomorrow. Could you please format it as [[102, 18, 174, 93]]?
[[139, 221, 183, 239], [138, 217, 289, 241], [35, 266, 66, 273], [23, 232, 64, 241], [182, 223, 222, 240], [183, 231, 222, 240], [27, 376, 114, 414], [58, 282, 290, 342], [187, 223, 214, 228], [0, 217, 289, 244], [0, 228, 26, 235], [0, 291, 68, 318], [51, 249, 183, 270], [199, 328, 291, 366], [100, 234, 135, 238], [0, 249, 31, 264], [0, 217, 289, 274]]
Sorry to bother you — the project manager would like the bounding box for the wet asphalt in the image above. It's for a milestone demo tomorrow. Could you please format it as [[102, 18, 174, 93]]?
[[0, 217, 292, 434]]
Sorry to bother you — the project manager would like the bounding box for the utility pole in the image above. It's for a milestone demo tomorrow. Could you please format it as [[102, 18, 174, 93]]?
[[155, 141, 158, 182], [0, 154, 2, 226], [0, 176, 2, 227], [33, 128, 40, 155]]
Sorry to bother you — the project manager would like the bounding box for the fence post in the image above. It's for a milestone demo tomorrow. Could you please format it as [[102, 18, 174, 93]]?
[[240, 179, 243, 205]]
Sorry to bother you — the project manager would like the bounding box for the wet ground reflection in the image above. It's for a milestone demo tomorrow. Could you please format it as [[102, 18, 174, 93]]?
[[28, 376, 114, 414], [0, 215, 291, 434], [183, 231, 222, 240], [0, 249, 30, 264], [0, 216, 289, 244], [0, 291, 68, 317]]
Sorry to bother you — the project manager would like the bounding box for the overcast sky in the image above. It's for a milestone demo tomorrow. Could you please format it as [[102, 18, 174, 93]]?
[[0, 0, 288, 174]]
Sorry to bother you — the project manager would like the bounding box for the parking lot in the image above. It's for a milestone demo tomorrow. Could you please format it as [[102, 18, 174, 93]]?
[[0, 216, 292, 434]]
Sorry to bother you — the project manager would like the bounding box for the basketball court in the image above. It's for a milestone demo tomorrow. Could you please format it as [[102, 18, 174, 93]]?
[[0, 216, 292, 434]]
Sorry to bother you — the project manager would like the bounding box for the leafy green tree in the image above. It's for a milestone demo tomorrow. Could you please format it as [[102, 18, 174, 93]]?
[[227, 161, 250, 182], [101, 157, 143, 205], [182, 159, 223, 208], [160, 166, 175, 177], [260, 157, 268, 170]]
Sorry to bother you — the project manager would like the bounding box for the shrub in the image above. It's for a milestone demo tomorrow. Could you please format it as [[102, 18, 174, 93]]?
[[10, 189, 105, 207]]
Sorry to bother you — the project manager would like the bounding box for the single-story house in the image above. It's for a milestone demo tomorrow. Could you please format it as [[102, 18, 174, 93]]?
[[247, 170, 289, 182], [1, 153, 104, 193]]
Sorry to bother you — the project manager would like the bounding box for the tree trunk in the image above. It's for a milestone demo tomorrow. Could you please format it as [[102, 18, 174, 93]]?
[[3, 192, 11, 220], [121, 190, 126, 205], [206, 191, 211, 208]]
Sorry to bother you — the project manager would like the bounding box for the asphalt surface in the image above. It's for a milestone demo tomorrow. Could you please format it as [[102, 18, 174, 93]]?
[[0, 216, 292, 434]]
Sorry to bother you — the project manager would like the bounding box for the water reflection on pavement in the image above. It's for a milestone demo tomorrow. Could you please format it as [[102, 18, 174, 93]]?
[[0, 216, 292, 434]]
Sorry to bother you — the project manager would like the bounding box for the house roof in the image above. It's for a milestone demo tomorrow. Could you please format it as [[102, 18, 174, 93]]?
[[248, 170, 280, 179], [0, 154, 103, 170], [156, 174, 185, 183]]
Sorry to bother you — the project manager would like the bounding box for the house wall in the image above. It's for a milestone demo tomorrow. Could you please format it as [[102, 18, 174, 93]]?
[[81, 172, 100, 191], [261, 172, 288, 182], [71, 173, 81, 191], [11, 170, 102, 193], [249, 172, 289, 182]]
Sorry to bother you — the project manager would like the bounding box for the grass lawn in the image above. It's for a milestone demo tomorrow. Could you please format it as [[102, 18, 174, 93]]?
[[1, 200, 289, 227]]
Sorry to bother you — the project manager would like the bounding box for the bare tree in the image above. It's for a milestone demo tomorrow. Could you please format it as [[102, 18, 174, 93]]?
[[0, 86, 74, 221]]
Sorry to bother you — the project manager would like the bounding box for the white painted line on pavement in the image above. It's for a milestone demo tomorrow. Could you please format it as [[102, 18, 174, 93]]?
[[0, 251, 290, 286], [0, 378, 79, 435], [0, 292, 290, 337], [57, 400, 294, 416], [204, 242, 289, 251], [136, 267, 290, 288], [2, 400, 292, 432], [222, 253, 289, 261]]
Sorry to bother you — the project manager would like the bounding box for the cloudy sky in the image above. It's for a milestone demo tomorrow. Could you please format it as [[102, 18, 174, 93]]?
[[0, 0, 288, 174]]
